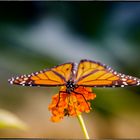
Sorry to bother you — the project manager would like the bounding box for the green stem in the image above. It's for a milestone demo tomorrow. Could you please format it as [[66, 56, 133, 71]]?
[[77, 114, 90, 139]]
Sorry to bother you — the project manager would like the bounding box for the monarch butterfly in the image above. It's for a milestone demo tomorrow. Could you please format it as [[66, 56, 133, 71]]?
[[8, 59, 140, 122], [9, 59, 140, 90]]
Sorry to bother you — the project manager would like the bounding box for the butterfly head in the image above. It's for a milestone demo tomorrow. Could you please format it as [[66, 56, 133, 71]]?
[[66, 80, 76, 94]]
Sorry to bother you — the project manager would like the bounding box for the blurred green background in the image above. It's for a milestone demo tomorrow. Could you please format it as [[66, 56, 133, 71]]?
[[0, 1, 140, 138]]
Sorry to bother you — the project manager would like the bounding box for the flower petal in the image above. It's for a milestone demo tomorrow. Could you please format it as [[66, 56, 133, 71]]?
[[48, 86, 96, 122]]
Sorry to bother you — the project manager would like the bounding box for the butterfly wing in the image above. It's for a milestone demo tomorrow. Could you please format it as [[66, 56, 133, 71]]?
[[75, 59, 140, 87], [9, 62, 74, 87]]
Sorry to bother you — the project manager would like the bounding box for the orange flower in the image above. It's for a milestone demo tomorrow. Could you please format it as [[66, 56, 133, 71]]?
[[48, 86, 96, 122]]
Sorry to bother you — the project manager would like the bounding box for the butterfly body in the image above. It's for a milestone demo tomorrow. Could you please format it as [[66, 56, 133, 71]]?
[[9, 59, 140, 88], [65, 80, 77, 94]]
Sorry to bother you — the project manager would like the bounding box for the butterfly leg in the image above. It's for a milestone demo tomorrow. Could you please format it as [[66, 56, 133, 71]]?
[[56, 91, 66, 107], [56, 91, 71, 116], [73, 91, 90, 111], [56, 91, 62, 107]]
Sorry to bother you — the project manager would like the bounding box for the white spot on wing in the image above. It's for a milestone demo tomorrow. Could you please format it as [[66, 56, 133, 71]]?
[[114, 71, 117, 75], [24, 77, 28, 80], [20, 81, 26, 84], [31, 73, 35, 76], [137, 81, 140, 85], [10, 80, 13, 84], [121, 74, 125, 78], [122, 82, 128, 85], [122, 78, 127, 81]]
